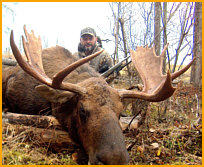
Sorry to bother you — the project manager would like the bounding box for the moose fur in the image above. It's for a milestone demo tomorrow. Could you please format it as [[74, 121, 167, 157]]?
[[3, 45, 129, 165]]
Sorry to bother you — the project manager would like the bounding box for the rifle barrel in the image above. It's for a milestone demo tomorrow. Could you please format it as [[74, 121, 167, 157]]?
[[101, 56, 131, 77]]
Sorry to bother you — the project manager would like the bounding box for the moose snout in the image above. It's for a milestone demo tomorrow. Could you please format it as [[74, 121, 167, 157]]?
[[97, 148, 129, 165], [88, 145, 129, 165], [86, 115, 130, 165]]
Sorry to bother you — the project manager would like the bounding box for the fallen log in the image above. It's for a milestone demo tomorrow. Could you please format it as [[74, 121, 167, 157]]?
[[3, 112, 142, 131], [2, 57, 17, 66], [2, 122, 77, 152], [2, 112, 62, 129]]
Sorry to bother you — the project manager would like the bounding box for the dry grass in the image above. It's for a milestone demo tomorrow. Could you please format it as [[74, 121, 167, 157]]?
[[124, 82, 202, 165], [2, 124, 77, 165]]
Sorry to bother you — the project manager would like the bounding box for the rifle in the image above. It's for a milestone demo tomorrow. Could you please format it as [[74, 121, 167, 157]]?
[[101, 56, 132, 78]]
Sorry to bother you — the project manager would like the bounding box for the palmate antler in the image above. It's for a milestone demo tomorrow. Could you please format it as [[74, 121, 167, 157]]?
[[119, 45, 195, 102], [10, 25, 104, 95]]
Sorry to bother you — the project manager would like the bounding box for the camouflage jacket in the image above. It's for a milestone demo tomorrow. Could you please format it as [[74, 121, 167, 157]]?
[[74, 44, 113, 73]]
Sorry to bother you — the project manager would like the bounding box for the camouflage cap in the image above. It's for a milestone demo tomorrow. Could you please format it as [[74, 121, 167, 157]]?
[[80, 27, 96, 37]]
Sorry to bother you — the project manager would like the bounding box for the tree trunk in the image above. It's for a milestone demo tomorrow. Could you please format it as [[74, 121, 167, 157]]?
[[162, 2, 168, 73], [114, 2, 121, 64], [119, 17, 131, 80], [154, 2, 161, 56], [119, 18, 128, 58], [191, 2, 202, 89]]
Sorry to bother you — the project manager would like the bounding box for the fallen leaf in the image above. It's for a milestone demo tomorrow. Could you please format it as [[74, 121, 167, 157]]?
[[157, 147, 162, 156], [151, 142, 159, 149], [72, 153, 78, 161], [149, 128, 156, 132], [137, 146, 144, 154]]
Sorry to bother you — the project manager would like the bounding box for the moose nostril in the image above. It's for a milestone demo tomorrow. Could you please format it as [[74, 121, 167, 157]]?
[[88, 161, 104, 165], [88, 156, 104, 165], [96, 151, 129, 165]]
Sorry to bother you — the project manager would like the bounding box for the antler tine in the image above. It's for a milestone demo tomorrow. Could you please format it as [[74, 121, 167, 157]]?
[[119, 70, 176, 102], [22, 25, 44, 71], [171, 57, 195, 80], [119, 44, 194, 102], [160, 43, 169, 57], [52, 49, 104, 88], [10, 30, 52, 86]]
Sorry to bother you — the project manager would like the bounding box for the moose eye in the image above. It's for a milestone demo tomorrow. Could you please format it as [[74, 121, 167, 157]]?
[[79, 105, 89, 123]]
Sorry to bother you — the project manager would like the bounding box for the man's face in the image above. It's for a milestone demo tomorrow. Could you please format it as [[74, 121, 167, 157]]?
[[80, 34, 97, 52]]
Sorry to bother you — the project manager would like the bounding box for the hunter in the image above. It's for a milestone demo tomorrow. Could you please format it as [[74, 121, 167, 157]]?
[[74, 27, 113, 73]]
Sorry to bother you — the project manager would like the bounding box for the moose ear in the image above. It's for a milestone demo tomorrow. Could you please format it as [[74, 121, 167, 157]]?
[[35, 85, 75, 104]]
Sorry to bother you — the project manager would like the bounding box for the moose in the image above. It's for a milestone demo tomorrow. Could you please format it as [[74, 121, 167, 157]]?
[[3, 25, 194, 165]]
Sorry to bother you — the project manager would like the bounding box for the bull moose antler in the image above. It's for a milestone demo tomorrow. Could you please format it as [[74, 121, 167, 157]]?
[[10, 25, 104, 95], [119, 45, 195, 102]]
